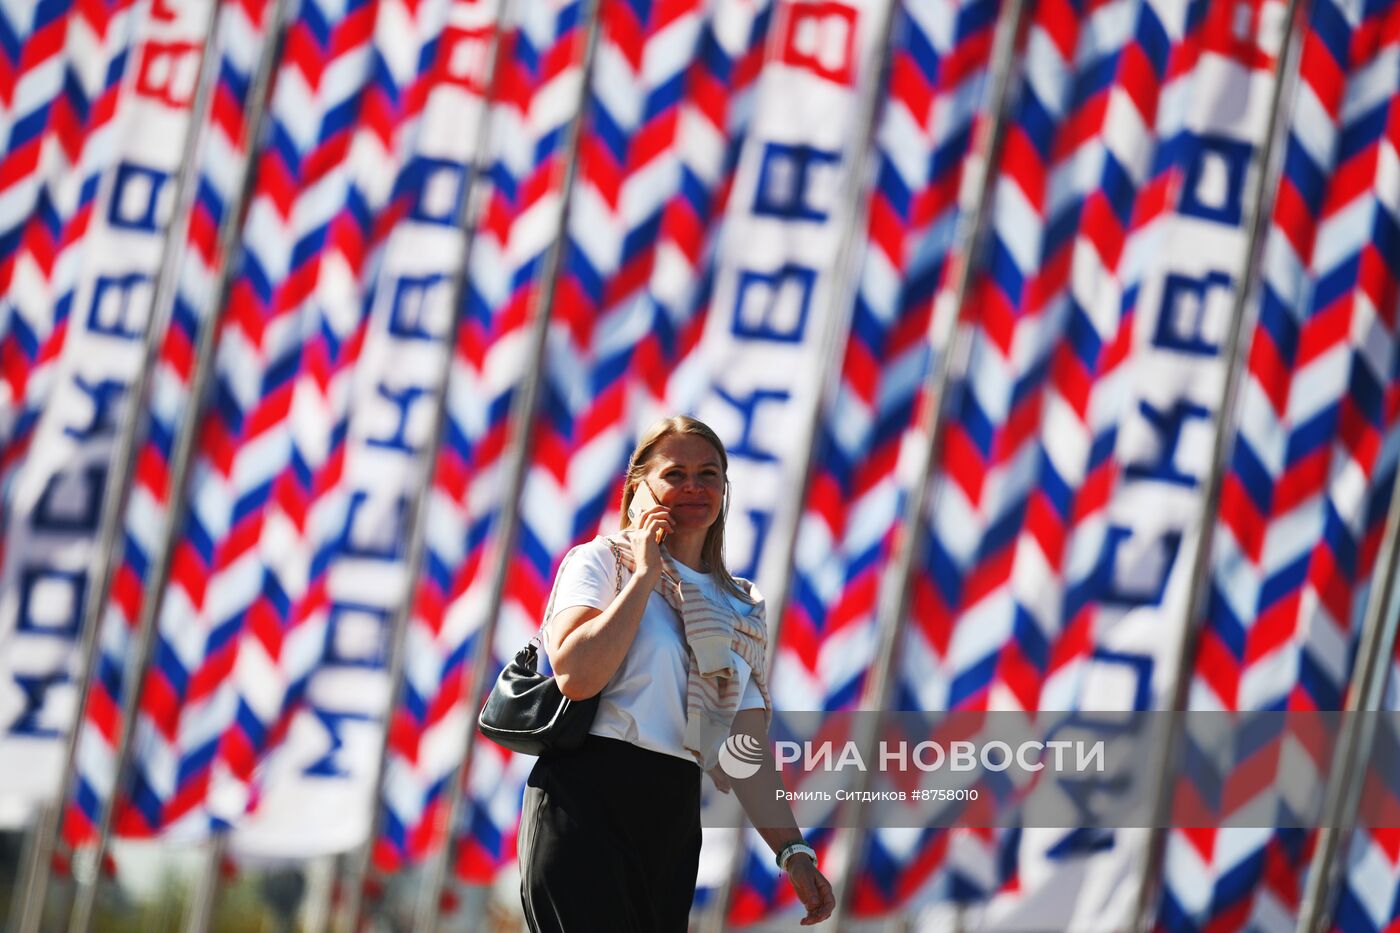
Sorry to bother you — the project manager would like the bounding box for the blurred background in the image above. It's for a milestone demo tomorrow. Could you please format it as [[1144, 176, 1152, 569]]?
[[1, 0, 1399, 928]]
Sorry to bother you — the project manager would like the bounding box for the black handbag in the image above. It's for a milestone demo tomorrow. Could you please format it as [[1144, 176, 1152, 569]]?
[[477, 542, 623, 756]]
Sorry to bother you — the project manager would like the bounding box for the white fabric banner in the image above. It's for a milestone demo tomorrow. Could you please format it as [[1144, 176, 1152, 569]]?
[[229, 0, 499, 858], [978, 8, 1289, 930], [0, 0, 212, 821]]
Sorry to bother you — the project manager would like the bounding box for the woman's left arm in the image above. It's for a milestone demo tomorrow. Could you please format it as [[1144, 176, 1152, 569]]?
[[725, 708, 836, 926]]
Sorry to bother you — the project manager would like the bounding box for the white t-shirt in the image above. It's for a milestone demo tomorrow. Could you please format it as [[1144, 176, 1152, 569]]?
[[545, 537, 767, 763]]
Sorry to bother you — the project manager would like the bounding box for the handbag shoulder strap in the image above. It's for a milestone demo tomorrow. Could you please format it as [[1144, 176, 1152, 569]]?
[[533, 539, 624, 647]]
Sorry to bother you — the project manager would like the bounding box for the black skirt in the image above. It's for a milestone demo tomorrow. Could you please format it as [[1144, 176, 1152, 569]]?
[[518, 734, 703, 932]]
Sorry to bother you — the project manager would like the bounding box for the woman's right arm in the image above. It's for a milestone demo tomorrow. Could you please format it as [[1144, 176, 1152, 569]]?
[[546, 507, 671, 700]]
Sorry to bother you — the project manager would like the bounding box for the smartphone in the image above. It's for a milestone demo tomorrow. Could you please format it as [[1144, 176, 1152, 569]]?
[[628, 482, 667, 542]]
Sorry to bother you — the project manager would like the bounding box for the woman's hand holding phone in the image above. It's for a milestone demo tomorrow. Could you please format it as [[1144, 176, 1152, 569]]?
[[626, 483, 672, 576]]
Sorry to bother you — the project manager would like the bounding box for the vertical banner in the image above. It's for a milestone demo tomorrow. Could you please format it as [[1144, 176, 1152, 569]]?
[[677, 0, 897, 922], [855, 0, 1289, 927], [489, 0, 773, 911], [197, 0, 401, 841], [483, 0, 714, 900], [979, 1, 1290, 929], [115, 0, 388, 841], [1161, 0, 1400, 929], [0, 0, 132, 468], [0, 0, 203, 821], [965, 0, 1207, 922], [373, 0, 593, 882], [434, 0, 780, 904], [860, 0, 1179, 918], [227, 0, 478, 858], [1339, 683, 1400, 930], [65, 0, 283, 849], [729, 0, 1004, 924], [668, 0, 888, 609]]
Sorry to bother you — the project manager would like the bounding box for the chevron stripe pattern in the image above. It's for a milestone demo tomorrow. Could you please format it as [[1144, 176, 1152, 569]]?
[[114, 0, 397, 839], [782, 0, 1001, 727], [371, 0, 593, 880], [460, 0, 714, 881], [933, 0, 1209, 925], [235, 0, 504, 866], [972, 2, 1289, 928], [511, 0, 707, 718], [49, 0, 229, 850], [0, 0, 83, 464], [1338, 664, 1400, 933], [878, 0, 1286, 926], [0, 0, 139, 481], [450, 0, 751, 886], [1161, 0, 1400, 929], [0, 0, 161, 808], [862, 0, 1156, 913], [197, 0, 408, 831], [970, 2, 1224, 926], [488, 0, 767, 908], [87, 0, 284, 842], [634, 0, 775, 422], [527, 0, 787, 912], [436, 0, 795, 905], [1340, 826, 1400, 933], [10, 0, 1400, 928], [234, 0, 498, 861], [223, 0, 493, 861], [856, 0, 1301, 924], [724, 0, 1004, 924]]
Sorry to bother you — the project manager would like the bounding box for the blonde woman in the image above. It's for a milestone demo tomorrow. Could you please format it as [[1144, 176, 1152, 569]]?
[[517, 415, 836, 931]]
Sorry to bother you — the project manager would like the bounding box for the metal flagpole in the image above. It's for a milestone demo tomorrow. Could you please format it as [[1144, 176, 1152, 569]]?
[[324, 8, 512, 929], [59, 3, 294, 929], [405, 1, 606, 927], [826, 0, 1029, 925], [6, 1, 224, 929], [1295, 462, 1400, 930], [699, 0, 903, 926], [1127, 1, 1309, 927], [182, 832, 226, 933]]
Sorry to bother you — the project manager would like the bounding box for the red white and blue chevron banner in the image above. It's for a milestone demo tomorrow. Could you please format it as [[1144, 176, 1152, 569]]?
[[846, 0, 1290, 926], [472, 0, 716, 889], [668, 0, 898, 921], [373, 0, 593, 882], [1340, 672, 1400, 932], [653, 0, 784, 910], [483, 0, 776, 910], [226, 0, 491, 859], [968, 1, 1292, 928], [111, 0, 401, 842], [1160, 0, 1400, 929], [451, 0, 799, 909], [850, 0, 1179, 917], [0, 0, 205, 822], [943, 0, 1260, 926], [725, 0, 1005, 924], [64, 0, 284, 851], [0, 0, 135, 473], [432, 0, 815, 908], [6, 0, 1400, 928]]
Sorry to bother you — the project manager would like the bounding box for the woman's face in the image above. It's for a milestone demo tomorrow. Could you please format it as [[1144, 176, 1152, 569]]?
[[643, 434, 725, 533]]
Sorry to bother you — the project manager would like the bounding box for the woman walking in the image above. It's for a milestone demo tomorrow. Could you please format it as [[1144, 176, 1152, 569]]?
[[517, 415, 836, 931]]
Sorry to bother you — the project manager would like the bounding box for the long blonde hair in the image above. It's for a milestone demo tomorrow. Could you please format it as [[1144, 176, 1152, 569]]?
[[620, 415, 753, 603]]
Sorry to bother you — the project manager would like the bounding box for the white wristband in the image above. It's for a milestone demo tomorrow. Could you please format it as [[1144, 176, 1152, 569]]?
[[777, 842, 817, 872]]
